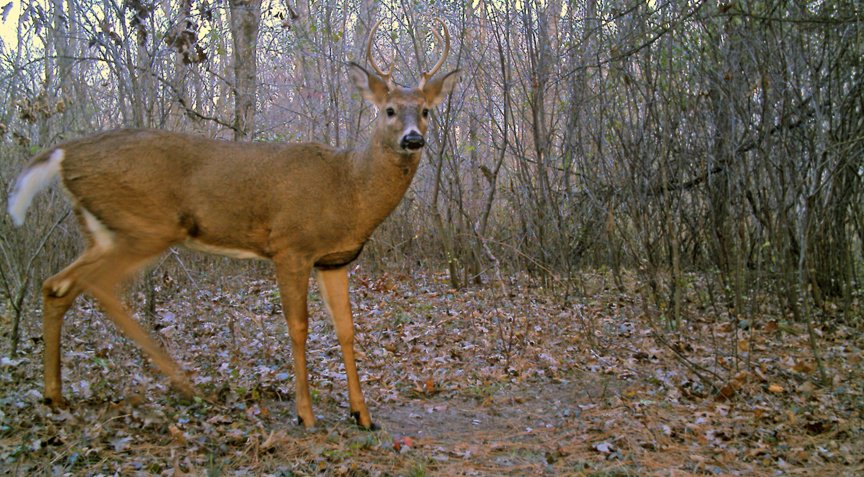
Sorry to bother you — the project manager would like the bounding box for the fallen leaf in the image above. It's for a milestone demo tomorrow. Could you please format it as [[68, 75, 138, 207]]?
[[593, 441, 615, 454], [793, 361, 814, 373], [168, 425, 186, 444], [393, 435, 415, 452], [111, 436, 132, 452]]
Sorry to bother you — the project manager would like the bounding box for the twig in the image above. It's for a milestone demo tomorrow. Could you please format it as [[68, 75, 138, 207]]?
[[3, 210, 71, 357], [651, 329, 723, 392]]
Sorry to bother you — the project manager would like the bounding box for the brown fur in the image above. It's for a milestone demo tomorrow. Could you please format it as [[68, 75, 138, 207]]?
[[53, 128, 411, 261]]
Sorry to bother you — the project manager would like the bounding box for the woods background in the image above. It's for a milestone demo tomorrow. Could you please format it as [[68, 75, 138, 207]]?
[[0, 0, 861, 346]]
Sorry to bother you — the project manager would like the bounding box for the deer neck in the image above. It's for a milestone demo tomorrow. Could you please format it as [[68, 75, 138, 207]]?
[[351, 135, 421, 230]]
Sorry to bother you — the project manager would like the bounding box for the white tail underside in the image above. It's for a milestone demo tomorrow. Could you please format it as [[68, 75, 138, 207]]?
[[7, 149, 65, 227]]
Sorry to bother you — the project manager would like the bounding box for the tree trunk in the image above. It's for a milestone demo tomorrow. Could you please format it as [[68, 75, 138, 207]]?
[[228, 0, 261, 140]]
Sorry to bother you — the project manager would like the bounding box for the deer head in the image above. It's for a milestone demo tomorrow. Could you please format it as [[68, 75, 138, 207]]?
[[347, 18, 460, 156]]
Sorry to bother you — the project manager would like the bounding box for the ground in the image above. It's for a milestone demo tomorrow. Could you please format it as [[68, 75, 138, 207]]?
[[0, 267, 861, 476]]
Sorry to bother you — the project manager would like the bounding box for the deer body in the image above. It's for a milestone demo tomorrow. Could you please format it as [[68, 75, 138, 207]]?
[[40, 128, 415, 265], [7, 19, 458, 430]]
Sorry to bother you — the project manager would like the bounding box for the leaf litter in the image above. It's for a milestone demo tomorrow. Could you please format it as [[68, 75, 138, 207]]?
[[0, 268, 861, 475]]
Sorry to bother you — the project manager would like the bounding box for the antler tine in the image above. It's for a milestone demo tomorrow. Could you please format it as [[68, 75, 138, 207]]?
[[366, 18, 394, 81], [420, 17, 450, 86]]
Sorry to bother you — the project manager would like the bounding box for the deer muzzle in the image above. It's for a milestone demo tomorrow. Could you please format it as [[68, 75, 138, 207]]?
[[400, 132, 425, 151]]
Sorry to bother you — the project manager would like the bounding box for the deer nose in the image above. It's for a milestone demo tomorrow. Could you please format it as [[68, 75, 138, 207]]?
[[400, 132, 425, 150]]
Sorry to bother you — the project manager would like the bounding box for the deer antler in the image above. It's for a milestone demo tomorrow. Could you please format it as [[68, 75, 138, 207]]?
[[419, 18, 450, 88], [366, 18, 394, 82]]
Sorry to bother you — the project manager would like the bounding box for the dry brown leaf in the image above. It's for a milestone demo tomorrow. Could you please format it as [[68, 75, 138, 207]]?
[[792, 361, 814, 373], [168, 424, 186, 444]]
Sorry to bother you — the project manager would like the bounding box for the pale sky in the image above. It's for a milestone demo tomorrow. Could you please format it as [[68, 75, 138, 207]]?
[[0, 1, 25, 51]]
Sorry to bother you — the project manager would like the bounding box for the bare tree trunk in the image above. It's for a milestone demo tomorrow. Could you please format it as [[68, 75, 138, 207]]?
[[163, 0, 196, 129], [51, 0, 74, 135], [228, 0, 261, 140], [129, 0, 155, 127]]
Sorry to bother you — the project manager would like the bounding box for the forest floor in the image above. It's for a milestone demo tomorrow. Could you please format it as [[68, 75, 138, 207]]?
[[0, 268, 861, 476]]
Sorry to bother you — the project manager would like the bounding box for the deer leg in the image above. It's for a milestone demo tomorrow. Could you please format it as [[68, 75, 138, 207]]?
[[41, 247, 105, 405], [42, 241, 194, 402], [275, 261, 315, 428], [78, 249, 195, 399], [316, 267, 376, 430], [42, 287, 78, 406], [84, 283, 194, 398], [41, 278, 82, 406]]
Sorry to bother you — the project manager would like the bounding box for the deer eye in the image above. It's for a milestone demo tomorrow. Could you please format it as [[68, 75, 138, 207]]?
[[385, 107, 395, 117], [422, 108, 430, 118]]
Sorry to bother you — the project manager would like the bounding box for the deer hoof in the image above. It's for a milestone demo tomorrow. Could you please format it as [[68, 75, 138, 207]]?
[[297, 415, 317, 431], [351, 411, 379, 431], [171, 380, 197, 400], [43, 395, 67, 408]]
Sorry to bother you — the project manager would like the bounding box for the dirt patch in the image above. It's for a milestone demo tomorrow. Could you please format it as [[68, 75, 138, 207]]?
[[372, 378, 623, 475], [380, 378, 606, 438]]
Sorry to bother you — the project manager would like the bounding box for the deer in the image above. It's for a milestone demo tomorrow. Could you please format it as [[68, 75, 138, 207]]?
[[6, 18, 459, 430]]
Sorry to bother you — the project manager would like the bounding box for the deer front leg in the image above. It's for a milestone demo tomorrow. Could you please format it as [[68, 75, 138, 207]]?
[[316, 267, 376, 430], [275, 261, 315, 428]]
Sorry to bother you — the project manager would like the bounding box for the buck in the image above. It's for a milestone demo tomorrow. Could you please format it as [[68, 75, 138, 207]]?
[[6, 18, 459, 430]]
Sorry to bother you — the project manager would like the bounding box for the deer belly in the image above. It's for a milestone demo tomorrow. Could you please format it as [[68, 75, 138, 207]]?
[[184, 238, 265, 260]]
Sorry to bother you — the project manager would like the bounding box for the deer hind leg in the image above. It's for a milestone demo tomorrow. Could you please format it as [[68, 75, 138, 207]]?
[[275, 259, 315, 428], [42, 238, 194, 404], [42, 260, 87, 406], [42, 242, 120, 405], [86, 284, 194, 400], [80, 244, 195, 398], [316, 267, 376, 430]]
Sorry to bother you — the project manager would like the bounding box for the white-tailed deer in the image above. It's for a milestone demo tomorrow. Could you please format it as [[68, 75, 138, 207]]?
[[6, 18, 459, 430]]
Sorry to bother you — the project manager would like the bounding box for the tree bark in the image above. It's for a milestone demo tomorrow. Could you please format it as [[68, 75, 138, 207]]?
[[228, 0, 261, 140]]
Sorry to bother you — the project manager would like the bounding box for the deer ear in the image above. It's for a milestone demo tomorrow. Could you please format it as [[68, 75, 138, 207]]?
[[348, 62, 389, 105], [422, 69, 460, 107]]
